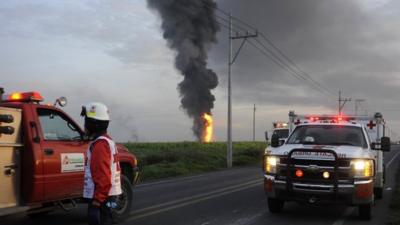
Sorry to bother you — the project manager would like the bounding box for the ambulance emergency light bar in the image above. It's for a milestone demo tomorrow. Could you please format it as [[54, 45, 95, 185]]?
[[293, 113, 383, 122], [2, 91, 44, 103], [273, 122, 288, 128], [288, 111, 384, 133]]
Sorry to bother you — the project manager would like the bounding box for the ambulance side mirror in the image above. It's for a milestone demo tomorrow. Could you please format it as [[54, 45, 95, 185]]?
[[381, 137, 391, 152], [271, 134, 281, 147], [265, 131, 269, 141], [372, 137, 391, 152]]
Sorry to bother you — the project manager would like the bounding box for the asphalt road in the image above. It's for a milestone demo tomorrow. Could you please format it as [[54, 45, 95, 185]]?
[[2, 145, 400, 225]]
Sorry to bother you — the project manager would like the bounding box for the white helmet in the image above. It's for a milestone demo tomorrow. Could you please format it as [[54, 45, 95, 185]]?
[[81, 102, 110, 121]]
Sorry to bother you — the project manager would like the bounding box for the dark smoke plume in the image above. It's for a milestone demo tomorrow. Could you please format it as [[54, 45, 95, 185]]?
[[147, 0, 220, 141]]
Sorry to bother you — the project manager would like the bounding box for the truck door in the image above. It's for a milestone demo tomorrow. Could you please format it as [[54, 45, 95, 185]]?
[[36, 107, 89, 201], [0, 107, 22, 209]]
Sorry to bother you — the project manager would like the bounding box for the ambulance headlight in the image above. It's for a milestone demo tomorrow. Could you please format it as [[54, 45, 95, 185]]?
[[264, 156, 279, 174], [351, 159, 374, 178]]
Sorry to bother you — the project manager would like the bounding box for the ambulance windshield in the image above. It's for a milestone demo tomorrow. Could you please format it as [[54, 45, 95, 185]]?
[[287, 125, 367, 148], [272, 129, 289, 139]]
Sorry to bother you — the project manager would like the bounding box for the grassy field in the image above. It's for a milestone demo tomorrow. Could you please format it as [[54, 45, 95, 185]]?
[[123, 141, 267, 182]]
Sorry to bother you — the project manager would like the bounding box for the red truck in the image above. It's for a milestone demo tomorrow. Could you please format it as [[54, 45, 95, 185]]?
[[0, 88, 138, 219]]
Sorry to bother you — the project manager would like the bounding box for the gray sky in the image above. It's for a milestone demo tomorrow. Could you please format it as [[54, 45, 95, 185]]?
[[1, 0, 400, 142]]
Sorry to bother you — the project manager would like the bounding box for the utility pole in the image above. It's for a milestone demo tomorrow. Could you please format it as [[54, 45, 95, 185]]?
[[354, 99, 365, 116], [253, 104, 256, 142], [338, 90, 351, 115], [227, 14, 258, 168], [227, 14, 232, 169]]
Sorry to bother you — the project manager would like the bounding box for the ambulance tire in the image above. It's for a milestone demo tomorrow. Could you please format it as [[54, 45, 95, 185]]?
[[359, 203, 372, 220], [374, 187, 383, 199], [113, 175, 133, 222], [267, 198, 284, 213]]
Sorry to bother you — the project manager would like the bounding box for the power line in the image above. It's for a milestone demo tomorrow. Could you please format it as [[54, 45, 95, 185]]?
[[246, 39, 331, 97], [201, 0, 258, 31], [209, 1, 336, 98], [215, 17, 335, 98], [252, 38, 335, 97], [258, 32, 336, 96], [216, 14, 249, 33]]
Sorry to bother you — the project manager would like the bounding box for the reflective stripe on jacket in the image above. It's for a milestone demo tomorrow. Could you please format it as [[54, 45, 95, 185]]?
[[83, 135, 122, 202]]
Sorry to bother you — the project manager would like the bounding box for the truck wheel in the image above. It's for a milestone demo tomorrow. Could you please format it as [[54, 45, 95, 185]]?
[[359, 203, 372, 220], [374, 187, 383, 199], [113, 175, 133, 222], [267, 198, 284, 213], [27, 203, 55, 219], [28, 211, 51, 219]]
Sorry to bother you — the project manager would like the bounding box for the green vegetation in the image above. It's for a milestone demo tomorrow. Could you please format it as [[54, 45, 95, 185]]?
[[123, 141, 266, 182]]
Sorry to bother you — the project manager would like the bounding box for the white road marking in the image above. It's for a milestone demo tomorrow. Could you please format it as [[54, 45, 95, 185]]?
[[230, 212, 264, 225], [132, 179, 260, 215], [135, 173, 208, 188], [386, 150, 400, 168], [332, 207, 354, 225], [127, 181, 262, 221], [135, 167, 258, 188]]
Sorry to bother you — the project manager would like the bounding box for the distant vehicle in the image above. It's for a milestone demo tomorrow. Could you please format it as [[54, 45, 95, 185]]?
[[0, 88, 138, 219], [263, 111, 390, 220], [265, 122, 289, 145]]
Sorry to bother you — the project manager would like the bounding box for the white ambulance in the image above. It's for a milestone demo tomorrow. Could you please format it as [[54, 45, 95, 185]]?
[[263, 111, 390, 220], [265, 122, 289, 145]]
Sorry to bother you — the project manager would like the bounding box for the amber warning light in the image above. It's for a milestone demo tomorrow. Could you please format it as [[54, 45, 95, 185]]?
[[3, 92, 44, 103]]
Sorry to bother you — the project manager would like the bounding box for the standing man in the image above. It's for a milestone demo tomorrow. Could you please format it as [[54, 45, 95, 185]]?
[[81, 102, 122, 225]]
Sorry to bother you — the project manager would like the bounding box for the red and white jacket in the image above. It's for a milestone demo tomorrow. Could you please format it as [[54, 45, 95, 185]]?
[[83, 135, 122, 202]]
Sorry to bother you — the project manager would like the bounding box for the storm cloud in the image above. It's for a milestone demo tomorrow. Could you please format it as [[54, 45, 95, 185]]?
[[210, 0, 400, 112], [2, 0, 400, 141]]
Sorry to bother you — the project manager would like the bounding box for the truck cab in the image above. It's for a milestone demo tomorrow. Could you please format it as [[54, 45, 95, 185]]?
[[0, 89, 138, 219], [263, 111, 390, 220]]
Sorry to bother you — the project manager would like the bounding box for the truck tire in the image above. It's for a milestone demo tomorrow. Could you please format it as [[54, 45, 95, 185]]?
[[28, 211, 51, 219], [359, 203, 372, 220], [113, 175, 133, 222], [27, 203, 55, 219], [267, 198, 284, 213], [374, 187, 383, 199]]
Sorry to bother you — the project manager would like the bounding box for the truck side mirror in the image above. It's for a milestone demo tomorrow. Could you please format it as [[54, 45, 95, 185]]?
[[265, 131, 269, 141], [271, 134, 280, 147], [54, 96, 67, 107], [83, 134, 91, 141], [381, 136, 391, 152]]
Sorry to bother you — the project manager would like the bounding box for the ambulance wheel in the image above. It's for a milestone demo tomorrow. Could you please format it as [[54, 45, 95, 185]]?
[[267, 198, 284, 213], [114, 175, 133, 222], [374, 187, 383, 199], [359, 203, 372, 220]]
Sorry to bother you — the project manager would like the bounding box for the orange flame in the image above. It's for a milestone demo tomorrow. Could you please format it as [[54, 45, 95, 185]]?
[[202, 113, 213, 142]]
